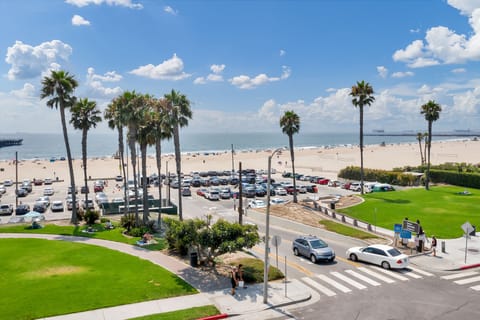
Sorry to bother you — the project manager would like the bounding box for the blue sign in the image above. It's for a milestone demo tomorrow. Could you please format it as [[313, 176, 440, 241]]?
[[400, 230, 412, 239], [394, 224, 402, 233]]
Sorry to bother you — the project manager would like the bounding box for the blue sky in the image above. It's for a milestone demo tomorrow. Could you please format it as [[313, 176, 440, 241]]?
[[1, 0, 480, 134]]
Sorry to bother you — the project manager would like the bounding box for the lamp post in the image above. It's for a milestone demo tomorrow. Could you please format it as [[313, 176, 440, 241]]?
[[263, 147, 284, 304]]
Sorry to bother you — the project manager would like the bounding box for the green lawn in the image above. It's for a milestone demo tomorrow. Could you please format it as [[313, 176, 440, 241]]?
[[339, 186, 480, 239], [129, 305, 220, 320], [0, 238, 196, 320]]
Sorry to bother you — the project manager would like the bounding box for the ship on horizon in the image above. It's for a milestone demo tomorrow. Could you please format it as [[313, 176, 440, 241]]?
[[0, 138, 23, 148]]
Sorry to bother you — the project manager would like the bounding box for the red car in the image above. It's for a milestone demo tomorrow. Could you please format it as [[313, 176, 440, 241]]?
[[94, 185, 104, 192], [196, 188, 208, 197], [317, 178, 330, 185], [285, 186, 300, 195]]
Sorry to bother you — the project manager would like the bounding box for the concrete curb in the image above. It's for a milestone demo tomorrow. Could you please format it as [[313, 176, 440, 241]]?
[[265, 292, 312, 310], [446, 262, 480, 271], [197, 314, 229, 320]]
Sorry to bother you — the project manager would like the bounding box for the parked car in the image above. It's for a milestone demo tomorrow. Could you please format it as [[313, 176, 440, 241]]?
[[219, 188, 232, 199], [298, 186, 307, 193], [0, 185, 6, 194], [317, 178, 330, 185], [82, 199, 95, 210], [0, 204, 14, 215], [248, 199, 266, 208], [94, 184, 104, 192], [242, 187, 256, 198], [44, 178, 53, 185], [95, 192, 109, 204], [182, 187, 192, 196], [15, 204, 30, 215], [204, 188, 220, 200], [346, 244, 409, 269], [33, 178, 44, 186], [33, 202, 47, 213], [68, 186, 78, 194], [3, 179, 13, 187], [115, 175, 123, 182], [51, 200, 64, 212], [270, 197, 289, 205], [349, 183, 362, 192], [43, 187, 54, 196], [306, 185, 318, 193], [21, 182, 32, 193], [274, 187, 287, 196], [67, 199, 79, 211], [292, 235, 336, 263], [35, 196, 50, 208], [16, 188, 28, 197], [255, 186, 267, 197], [81, 186, 90, 194], [196, 188, 208, 197]]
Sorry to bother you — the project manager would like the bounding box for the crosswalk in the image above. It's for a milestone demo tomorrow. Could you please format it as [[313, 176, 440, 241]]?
[[300, 266, 434, 298], [441, 270, 480, 291]]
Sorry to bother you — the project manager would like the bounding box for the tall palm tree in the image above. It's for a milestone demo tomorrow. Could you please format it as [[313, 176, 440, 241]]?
[[164, 89, 192, 221], [350, 80, 375, 195], [40, 70, 79, 224], [70, 98, 102, 208], [421, 100, 442, 190], [280, 111, 300, 203], [416, 132, 424, 165], [423, 132, 428, 167], [104, 96, 129, 214]]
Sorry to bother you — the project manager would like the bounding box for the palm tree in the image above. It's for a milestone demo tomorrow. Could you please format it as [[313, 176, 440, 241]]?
[[104, 96, 129, 215], [280, 111, 300, 203], [421, 100, 442, 190], [164, 89, 192, 221], [40, 70, 79, 224], [416, 132, 424, 165], [70, 98, 102, 208], [350, 80, 375, 195]]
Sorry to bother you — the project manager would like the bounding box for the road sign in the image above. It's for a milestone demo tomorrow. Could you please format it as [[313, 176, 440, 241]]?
[[462, 221, 474, 235], [394, 224, 402, 233], [400, 230, 412, 239], [271, 235, 282, 247], [403, 220, 419, 233]]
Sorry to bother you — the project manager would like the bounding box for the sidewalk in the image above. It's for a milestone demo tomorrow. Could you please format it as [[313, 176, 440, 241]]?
[[0, 233, 311, 320]]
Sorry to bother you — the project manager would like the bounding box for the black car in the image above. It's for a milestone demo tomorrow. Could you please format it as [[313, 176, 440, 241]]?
[[81, 186, 89, 194], [15, 204, 30, 215], [191, 179, 202, 187], [255, 186, 267, 197], [33, 203, 47, 213], [16, 188, 28, 197]]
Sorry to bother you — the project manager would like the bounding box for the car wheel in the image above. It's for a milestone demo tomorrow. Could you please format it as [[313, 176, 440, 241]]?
[[310, 255, 317, 263], [349, 253, 358, 261], [381, 261, 391, 269], [293, 247, 299, 256]]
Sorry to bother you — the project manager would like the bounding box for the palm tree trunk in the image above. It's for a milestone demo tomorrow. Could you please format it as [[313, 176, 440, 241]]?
[[425, 124, 432, 190], [82, 129, 88, 207], [289, 135, 297, 203], [129, 135, 139, 225], [417, 139, 424, 165], [60, 104, 77, 224], [118, 127, 128, 215], [359, 105, 365, 195], [155, 140, 163, 229], [173, 124, 183, 221], [141, 142, 149, 223]]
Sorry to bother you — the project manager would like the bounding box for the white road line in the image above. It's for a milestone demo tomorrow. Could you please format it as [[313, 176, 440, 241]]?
[[407, 267, 434, 277], [331, 272, 367, 290], [358, 267, 395, 284], [441, 271, 478, 280], [398, 270, 423, 279], [454, 275, 480, 285], [301, 277, 336, 297], [345, 269, 381, 286], [470, 285, 480, 291], [316, 274, 352, 293], [372, 267, 410, 281]]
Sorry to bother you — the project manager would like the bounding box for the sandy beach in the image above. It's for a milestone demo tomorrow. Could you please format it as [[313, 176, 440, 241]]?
[[1, 139, 479, 185]]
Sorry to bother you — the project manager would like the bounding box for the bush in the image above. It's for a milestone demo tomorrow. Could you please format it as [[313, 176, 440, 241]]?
[[120, 213, 136, 232], [129, 227, 150, 237], [338, 166, 419, 186], [100, 217, 110, 223], [84, 210, 100, 226]]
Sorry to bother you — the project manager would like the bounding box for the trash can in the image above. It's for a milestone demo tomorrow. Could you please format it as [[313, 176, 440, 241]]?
[[190, 252, 198, 267], [330, 202, 336, 210], [470, 225, 476, 236]]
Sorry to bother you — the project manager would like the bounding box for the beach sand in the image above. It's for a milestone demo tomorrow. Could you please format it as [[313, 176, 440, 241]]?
[[1, 139, 479, 185]]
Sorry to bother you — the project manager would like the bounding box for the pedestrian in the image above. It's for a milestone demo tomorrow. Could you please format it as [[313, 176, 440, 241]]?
[[237, 264, 246, 289], [431, 235, 437, 257], [230, 266, 238, 295]]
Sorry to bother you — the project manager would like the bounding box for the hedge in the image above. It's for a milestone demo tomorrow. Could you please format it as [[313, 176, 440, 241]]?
[[338, 166, 419, 186], [430, 169, 480, 188]]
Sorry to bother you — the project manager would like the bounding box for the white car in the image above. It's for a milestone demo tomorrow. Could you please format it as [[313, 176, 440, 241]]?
[[274, 187, 287, 196], [3, 179, 13, 187], [44, 178, 53, 185], [51, 200, 64, 212], [0, 204, 13, 215], [346, 244, 409, 269], [270, 197, 289, 205], [248, 199, 266, 208], [43, 187, 55, 196], [36, 196, 50, 207], [0, 185, 6, 194]]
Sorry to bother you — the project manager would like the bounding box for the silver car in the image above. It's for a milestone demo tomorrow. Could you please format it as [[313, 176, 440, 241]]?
[[292, 235, 336, 263]]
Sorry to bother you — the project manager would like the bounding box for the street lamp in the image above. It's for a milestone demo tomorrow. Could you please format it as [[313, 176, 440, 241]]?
[[263, 147, 285, 304]]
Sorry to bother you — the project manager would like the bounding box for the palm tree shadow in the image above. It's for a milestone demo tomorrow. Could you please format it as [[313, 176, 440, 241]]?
[[368, 195, 410, 204]]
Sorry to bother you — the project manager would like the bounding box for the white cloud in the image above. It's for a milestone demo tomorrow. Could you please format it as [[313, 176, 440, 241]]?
[[392, 71, 414, 78], [451, 87, 480, 114], [257, 99, 278, 123], [410, 28, 420, 33], [377, 66, 388, 78], [11, 83, 36, 99], [393, 2, 480, 68], [452, 68, 467, 73], [65, 0, 143, 9], [194, 64, 226, 85], [5, 40, 73, 80], [164, 5, 178, 15], [210, 64, 225, 74], [129, 54, 191, 80], [193, 77, 206, 85], [72, 14, 91, 26], [229, 66, 291, 89], [85, 67, 123, 97], [280, 49, 286, 56]]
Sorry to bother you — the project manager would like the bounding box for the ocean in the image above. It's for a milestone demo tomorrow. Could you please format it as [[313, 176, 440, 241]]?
[[0, 131, 422, 161]]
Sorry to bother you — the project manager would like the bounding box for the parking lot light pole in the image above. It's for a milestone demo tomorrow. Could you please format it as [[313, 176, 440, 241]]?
[[264, 147, 284, 304]]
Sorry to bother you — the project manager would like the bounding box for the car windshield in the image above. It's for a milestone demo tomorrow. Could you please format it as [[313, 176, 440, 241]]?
[[310, 239, 327, 249], [387, 248, 402, 256]]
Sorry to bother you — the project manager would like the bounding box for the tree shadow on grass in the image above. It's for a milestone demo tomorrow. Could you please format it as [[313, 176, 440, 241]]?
[[367, 195, 411, 204]]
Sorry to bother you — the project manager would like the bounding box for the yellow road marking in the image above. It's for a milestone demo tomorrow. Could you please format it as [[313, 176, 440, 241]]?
[[252, 246, 314, 277], [337, 256, 361, 267]]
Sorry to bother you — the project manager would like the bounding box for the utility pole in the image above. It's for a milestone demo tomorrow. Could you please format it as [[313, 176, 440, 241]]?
[[238, 161, 243, 225]]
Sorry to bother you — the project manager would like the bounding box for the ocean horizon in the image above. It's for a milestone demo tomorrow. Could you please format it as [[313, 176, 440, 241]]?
[[0, 131, 457, 161]]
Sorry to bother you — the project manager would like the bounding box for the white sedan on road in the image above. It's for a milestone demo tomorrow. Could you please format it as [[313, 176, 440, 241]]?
[[346, 244, 409, 269]]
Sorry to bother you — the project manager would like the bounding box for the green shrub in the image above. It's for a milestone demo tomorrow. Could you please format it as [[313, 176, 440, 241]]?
[[84, 210, 100, 226], [100, 217, 110, 223], [338, 166, 419, 186], [120, 213, 136, 232]]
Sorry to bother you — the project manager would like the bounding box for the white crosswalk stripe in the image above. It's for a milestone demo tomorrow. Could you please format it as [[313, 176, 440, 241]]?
[[317, 274, 352, 293], [399, 270, 423, 279], [471, 285, 480, 291], [407, 267, 434, 277], [441, 271, 478, 280], [331, 271, 367, 290], [454, 275, 480, 285], [358, 267, 396, 284], [301, 277, 336, 297], [372, 267, 410, 281], [345, 269, 381, 286]]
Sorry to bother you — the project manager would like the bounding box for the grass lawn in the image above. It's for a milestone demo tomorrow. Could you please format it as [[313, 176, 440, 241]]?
[[0, 238, 196, 320], [129, 305, 220, 320], [319, 220, 380, 240], [339, 186, 480, 239]]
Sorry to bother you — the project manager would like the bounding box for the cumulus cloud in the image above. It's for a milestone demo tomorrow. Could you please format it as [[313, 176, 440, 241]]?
[[164, 5, 178, 15], [229, 66, 291, 89], [65, 0, 143, 9], [393, 1, 480, 67], [5, 40, 73, 80], [377, 66, 388, 78], [194, 64, 226, 85], [392, 71, 414, 78], [129, 54, 191, 80], [452, 67, 467, 73], [72, 14, 91, 26], [85, 67, 123, 97]]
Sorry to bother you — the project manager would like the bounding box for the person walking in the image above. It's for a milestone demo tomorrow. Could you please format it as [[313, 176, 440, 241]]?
[[431, 235, 437, 257], [237, 264, 246, 289], [230, 266, 238, 295]]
